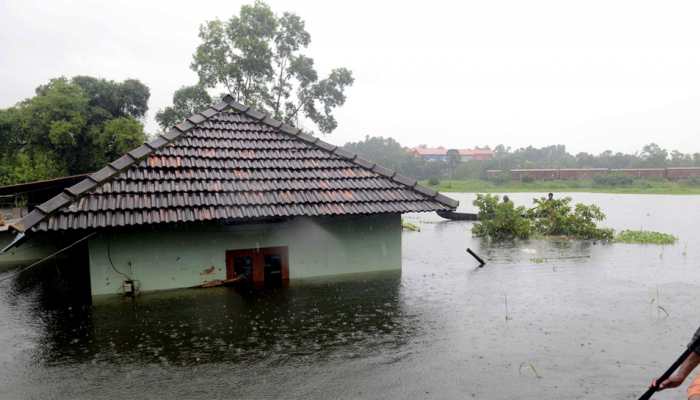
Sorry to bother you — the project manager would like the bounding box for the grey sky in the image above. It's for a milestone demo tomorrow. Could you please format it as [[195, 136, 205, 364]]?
[[2, 0, 700, 154]]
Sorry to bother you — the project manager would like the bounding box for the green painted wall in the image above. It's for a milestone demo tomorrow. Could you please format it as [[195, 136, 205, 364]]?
[[88, 214, 402, 296]]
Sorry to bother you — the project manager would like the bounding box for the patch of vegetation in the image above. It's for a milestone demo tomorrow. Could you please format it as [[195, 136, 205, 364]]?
[[472, 194, 613, 241], [471, 194, 532, 240], [401, 220, 420, 232], [615, 230, 677, 245], [593, 173, 634, 186], [682, 177, 700, 187], [488, 172, 511, 185]]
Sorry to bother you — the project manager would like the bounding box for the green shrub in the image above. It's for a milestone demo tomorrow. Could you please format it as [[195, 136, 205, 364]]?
[[489, 172, 511, 185], [682, 177, 700, 187], [427, 177, 440, 186], [521, 175, 535, 183], [593, 173, 634, 186], [472, 194, 613, 241], [528, 196, 613, 240], [472, 194, 532, 240]]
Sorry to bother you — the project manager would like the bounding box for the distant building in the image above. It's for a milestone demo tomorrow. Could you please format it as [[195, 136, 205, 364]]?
[[410, 146, 449, 162], [458, 148, 494, 161], [410, 146, 493, 162]]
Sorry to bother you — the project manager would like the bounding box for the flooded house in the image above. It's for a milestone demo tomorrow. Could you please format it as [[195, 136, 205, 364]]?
[[2, 95, 458, 296]]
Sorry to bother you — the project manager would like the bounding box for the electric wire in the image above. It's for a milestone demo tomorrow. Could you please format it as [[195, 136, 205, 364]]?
[[105, 233, 131, 280], [0, 232, 97, 283]]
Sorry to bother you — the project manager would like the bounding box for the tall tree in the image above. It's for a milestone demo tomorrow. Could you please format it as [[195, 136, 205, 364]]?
[[446, 149, 460, 178], [640, 143, 668, 167], [0, 76, 149, 184], [156, 85, 213, 129], [187, 1, 354, 133], [70, 76, 150, 120]]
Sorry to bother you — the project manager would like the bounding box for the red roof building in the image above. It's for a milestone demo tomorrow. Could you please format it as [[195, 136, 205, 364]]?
[[410, 146, 493, 161]]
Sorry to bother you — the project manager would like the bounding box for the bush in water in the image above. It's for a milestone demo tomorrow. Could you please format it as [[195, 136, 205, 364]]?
[[472, 194, 532, 240], [472, 194, 613, 241], [528, 196, 614, 240]]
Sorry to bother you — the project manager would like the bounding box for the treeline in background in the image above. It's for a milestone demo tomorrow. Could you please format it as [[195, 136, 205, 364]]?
[[343, 137, 700, 181]]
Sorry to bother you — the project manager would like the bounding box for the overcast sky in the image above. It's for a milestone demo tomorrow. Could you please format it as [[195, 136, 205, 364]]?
[[2, 0, 700, 154]]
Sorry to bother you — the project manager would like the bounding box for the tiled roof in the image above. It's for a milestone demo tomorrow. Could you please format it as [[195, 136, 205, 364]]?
[[12, 96, 457, 232]]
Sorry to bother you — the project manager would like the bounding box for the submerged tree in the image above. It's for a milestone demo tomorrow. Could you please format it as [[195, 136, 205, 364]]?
[[472, 194, 613, 241], [472, 194, 532, 240], [528, 196, 613, 240], [178, 0, 353, 133]]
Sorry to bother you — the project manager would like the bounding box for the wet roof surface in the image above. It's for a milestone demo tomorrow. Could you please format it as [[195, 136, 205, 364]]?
[[14, 97, 457, 232]]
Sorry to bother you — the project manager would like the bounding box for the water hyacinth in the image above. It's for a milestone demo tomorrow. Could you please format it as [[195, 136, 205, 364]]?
[[615, 230, 677, 245]]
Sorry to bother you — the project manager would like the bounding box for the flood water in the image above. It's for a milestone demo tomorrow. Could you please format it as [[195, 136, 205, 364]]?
[[1, 193, 699, 399]]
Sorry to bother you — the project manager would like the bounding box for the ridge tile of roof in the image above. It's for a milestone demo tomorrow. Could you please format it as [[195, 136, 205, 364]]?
[[12, 98, 458, 233], [332, 147, 356, 160]]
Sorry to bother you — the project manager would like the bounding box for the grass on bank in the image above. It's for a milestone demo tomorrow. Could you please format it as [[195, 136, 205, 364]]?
[[423, 179, 700, 195], [615, 230, 677, 245]]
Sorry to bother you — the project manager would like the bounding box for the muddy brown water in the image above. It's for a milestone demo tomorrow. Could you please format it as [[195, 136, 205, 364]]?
[[1, 193, 699, 399]]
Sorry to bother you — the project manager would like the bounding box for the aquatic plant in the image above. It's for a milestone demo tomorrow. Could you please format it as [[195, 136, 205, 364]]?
[[472, 194, 532, 240], [615, 230, 677, 245], [518, 362, 543, 379], [401, 220, 420, 232]]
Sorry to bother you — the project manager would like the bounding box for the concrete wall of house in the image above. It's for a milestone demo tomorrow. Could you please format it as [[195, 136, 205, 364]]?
[[87, 214, 402, 296]]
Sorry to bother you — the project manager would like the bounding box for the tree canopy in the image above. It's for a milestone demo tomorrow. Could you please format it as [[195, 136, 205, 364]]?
[[0, 76, 149, 184], [157, 1, 354, 133], [155, 85, 212, 129]]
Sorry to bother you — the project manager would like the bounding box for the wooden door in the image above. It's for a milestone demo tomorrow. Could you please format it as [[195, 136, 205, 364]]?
[[261, 246, 289, 285], [226, 247, 288, 287], [226, 249, 263, 285]]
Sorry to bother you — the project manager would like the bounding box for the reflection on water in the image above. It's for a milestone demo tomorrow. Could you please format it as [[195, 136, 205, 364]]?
[[10, 271, 412, 366], [2, 193, 700, 399]]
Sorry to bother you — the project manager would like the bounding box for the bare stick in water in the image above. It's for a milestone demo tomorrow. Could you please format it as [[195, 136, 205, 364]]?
[[467, 248, 486, 267]]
